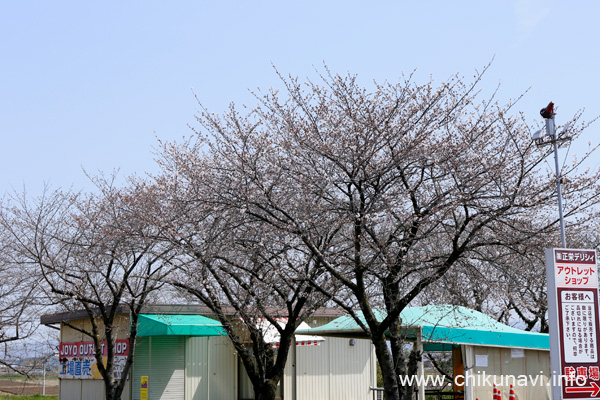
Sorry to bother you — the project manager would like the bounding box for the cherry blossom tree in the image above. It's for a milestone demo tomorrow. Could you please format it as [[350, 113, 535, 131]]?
[[153, 153, 335, 400], [171, 65, 600, 400], [1, 178, 176, 400], [426, 216, 600, 335], [0, 227, 42, 374]]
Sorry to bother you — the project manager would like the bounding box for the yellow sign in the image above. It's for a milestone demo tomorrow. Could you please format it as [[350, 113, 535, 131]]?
[[140, 376, 148, 400]]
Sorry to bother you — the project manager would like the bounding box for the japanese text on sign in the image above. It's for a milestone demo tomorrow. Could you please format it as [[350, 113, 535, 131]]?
[[59, 339, 129, 380], [548, 248, 600, 399], [561, 290, 597, 363], [554, 250, 597, 288]]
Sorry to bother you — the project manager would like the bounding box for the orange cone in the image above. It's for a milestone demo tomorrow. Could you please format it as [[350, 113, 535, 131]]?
[[509, 384, 516, 400], [493, 384, 498, 400]]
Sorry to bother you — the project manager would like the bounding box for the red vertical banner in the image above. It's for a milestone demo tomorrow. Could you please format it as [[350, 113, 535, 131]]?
[[547, 248, 600, 399]]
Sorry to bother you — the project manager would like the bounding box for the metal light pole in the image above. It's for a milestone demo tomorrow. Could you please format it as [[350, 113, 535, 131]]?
[[548, 114, 567, 248], [535, 102, 569, 248], [43, 358, 46, 395]]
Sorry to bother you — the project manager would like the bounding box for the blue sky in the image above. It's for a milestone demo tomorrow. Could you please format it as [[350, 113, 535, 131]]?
[[1, 1, 599, 195]]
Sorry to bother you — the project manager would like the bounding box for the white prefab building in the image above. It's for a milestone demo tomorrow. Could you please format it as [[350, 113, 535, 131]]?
[[41, 305, 377, 400], [304, 305, 552, 400]]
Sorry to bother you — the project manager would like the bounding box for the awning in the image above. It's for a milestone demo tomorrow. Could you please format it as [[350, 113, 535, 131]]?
[[297, 305, 549, 351], [258, 319, 325, 347], [137, 314, 227, 337]]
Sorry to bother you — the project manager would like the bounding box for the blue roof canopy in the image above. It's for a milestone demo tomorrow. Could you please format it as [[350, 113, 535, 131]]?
[[137, 314, 227, 337], [299, 305, 549, 351]]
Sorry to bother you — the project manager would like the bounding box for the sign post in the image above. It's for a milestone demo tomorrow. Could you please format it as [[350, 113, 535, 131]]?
[[546, 248, 600, 399], [141, 376, 148, 400]]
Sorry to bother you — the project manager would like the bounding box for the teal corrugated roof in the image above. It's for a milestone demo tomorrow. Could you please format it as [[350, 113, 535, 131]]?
[[301, 305, 549, 350], [137, 314, 227, 337]]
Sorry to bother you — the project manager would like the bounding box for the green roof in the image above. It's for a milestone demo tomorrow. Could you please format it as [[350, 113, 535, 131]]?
[[137, 314, 227, 337], [300, 305, 549, 351]]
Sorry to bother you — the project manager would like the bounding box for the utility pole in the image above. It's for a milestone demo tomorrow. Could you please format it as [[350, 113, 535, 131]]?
[[533, 101, 570, 248]]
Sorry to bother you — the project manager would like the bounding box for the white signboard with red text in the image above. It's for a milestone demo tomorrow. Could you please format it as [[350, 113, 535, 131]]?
[[546, 248, 600, 399], [59, 339, 129, 380]]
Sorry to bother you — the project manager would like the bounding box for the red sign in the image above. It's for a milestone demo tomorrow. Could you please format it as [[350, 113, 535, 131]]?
[[59, 339, 130, 357], [566, 382, 600, 397], [548, 249, 600, 399]]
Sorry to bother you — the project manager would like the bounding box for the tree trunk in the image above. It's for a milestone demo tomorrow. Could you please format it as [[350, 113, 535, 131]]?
[[405, 348, 421, 400], [254, 380, 278, 400], [104, 385, 114, 400], [372, 332, 400, 400], [107, 385, 126, 400]]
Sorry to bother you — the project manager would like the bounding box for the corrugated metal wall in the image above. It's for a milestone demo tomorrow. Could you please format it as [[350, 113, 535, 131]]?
[[81, 380, 106, 400], [283, 345, 295, 400], [150, 336, 185, 400], [238, 357, 254, 399], [208, 336, 237, 399], [295, 338, 374, 400], [327, 338, 373, 400], [132, 337, 150, 400], [60, 379, 107, 400], [131, 336, 185, 400], [222, 337, 374, 400], [58, 318, 375, 400], [296, 343, 330, 399], [185, 335, 237, 400], [186, 336, 209, 400], [60, 380, 82, 399], [122, 378, 132, 400]]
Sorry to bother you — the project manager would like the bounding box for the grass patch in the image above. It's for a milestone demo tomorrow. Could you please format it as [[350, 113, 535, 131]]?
[[0, 395, 58, 400], [0, 376, 28, 381]]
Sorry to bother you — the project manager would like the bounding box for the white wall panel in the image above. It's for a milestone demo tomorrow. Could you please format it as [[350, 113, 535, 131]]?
[[150, 336, 185, 400], [60, 379, 82, 400], [208, 336, 237, 400], [328, 338, 372, 400], [186, 336, 209, 400], [185, 335, 238, 400], [296, 341, 330, 400], [295, 338, 374, 400], [238, 358, 254, 400], [469, 347, 551, 400], [81, 380, 106, 400], [122, 378, 131, 400], [283, 344, 296, 400], [525, 349, 551, 400], [132, 337, 150, 400]]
